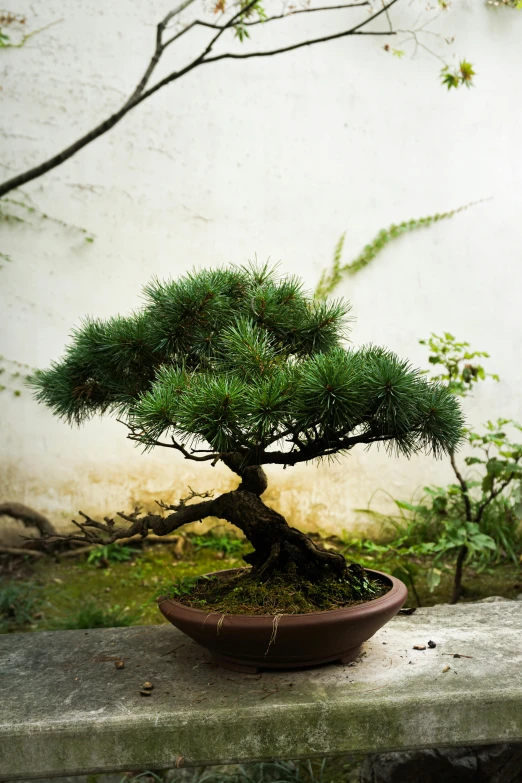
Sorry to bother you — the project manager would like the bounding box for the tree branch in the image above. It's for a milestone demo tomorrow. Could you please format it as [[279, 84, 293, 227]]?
[[44, 492, 220, 547], [156, 486, 214, 511], [118, 419, 224, 462], [243, 2, 370, 26], [449, 451, 472, 522], [0, 0, 400, 198], [201, 0, 399, 64], [255, 430, 398, 467], [475, 475, 516, 526]]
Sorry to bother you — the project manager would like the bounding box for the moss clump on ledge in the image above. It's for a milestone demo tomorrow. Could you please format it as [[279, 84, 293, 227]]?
[[163, 566, 389, 615]]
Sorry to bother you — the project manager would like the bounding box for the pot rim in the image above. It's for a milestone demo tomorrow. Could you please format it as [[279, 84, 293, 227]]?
[[157, 567, 405, 620]]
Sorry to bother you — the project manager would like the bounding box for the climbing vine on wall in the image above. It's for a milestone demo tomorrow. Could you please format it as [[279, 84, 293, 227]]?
[[0, 11, 60, 50], [0, 192, 95, 268], [0, 193, 95, 397], [315, 201, 482, 299], [0, 356, 33, 397]]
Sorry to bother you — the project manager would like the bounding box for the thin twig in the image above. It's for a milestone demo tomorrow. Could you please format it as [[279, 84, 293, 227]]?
[[0, 0, 401, 197], [243, 2, 369, 26]]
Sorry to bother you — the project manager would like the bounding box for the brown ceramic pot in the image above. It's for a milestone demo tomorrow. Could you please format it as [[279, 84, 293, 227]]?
[[157, 568, 407, 672]]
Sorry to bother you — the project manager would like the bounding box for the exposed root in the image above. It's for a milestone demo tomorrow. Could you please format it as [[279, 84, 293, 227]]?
[[264, 613, 284, 655]]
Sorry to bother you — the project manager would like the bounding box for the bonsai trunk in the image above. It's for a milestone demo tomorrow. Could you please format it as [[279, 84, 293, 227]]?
[[211, 463, 349, 582]]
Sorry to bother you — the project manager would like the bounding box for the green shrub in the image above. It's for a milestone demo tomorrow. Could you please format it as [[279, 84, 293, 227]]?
[[87, 543, 134, 566]]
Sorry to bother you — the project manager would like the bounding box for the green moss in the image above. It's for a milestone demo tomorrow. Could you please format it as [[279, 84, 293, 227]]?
[[24, 540, 247, 631], [170, 566, 389, 615]]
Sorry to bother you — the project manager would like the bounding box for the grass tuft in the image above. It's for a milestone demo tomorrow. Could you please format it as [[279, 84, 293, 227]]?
[[51, 601, 142, 629], [0, 581, 43, 632]]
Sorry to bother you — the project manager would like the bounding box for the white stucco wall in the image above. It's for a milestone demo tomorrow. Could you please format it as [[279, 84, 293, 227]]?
[[1, 0, 521, 540]]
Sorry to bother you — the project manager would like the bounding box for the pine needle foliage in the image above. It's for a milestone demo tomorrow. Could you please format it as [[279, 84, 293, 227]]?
[[30, 263, 464, 464]]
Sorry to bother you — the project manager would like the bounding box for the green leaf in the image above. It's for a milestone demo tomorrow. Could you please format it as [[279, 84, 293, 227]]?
[[464, 456, 484, 466], [426, 568, 442, 592], [459, 60, 475, 87], [470, 534, 496, 551], [395, 500, 422, 512], [482, 474, 494, 493]]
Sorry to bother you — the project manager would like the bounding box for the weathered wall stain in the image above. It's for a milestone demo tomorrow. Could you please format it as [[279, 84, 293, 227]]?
[[0, 448, 456, 545]]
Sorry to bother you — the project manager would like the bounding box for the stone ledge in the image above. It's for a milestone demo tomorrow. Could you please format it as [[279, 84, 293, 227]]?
[[1, 603, 521, 781]]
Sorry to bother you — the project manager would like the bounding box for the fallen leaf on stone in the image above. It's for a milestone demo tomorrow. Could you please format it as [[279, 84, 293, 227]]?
[[413, 644, 426, 650], [114, 660, 125, 669], [442, 665, 450, 673]]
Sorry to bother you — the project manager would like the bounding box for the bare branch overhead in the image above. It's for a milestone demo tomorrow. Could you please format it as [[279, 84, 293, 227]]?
[[0, 0, 402, 198]]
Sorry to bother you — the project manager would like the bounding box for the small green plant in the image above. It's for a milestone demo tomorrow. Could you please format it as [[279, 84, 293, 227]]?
[[315, 202, 480, 298], [52, 602, 141, 630], [87, 543, 134, 567], [397, 334, 522, 602], [0, 581, 43, 631], [419, 332, 499, 395], [155, 575, 212, 601], [191, 532, 244, 557], [440, 60, 476, 90]]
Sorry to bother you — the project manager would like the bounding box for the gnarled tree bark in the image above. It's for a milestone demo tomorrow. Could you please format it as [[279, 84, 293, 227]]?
[[46, 464, 347, 581]]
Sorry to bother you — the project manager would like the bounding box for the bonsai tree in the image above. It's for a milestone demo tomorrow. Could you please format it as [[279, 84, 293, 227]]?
[[30, 264, 463, 600]]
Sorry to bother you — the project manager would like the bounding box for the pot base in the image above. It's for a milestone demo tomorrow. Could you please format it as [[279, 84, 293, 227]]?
[[211, 643, 363, 673]]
